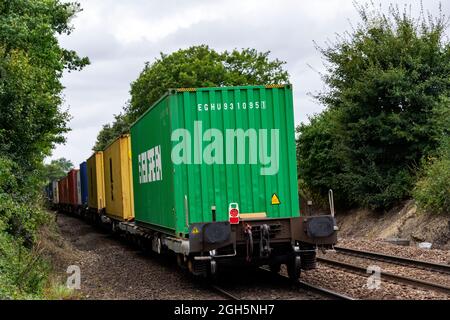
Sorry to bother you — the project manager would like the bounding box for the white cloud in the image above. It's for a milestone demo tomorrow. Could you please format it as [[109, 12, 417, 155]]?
[[48, 0, 448, 166]]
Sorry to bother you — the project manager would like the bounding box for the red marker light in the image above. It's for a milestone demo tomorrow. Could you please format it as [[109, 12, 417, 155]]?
[[229, 203, 239, 224]]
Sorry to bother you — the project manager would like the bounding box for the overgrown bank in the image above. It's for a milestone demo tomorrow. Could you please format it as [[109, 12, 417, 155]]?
[[296, 3, 450, 214], [0, 1, 88, 299], [336, 200, 450, 250]]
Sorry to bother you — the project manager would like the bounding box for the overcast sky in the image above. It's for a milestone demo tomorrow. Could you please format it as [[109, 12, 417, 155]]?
[[49, 0, 448, 166]]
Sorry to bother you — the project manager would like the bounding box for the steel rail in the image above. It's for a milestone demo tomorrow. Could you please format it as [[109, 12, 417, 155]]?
[[259, 267, 356, 300], [210, 285, 241, 300], [334, 246, 450, 274], [317, 256, 450, 295], [297, 279, 356, 300]]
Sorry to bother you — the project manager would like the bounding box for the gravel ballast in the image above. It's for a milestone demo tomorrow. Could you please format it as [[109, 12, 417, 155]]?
[[46, 213, 223, 300], [337, 238, 450, 265], [44, 213, 449, 300]]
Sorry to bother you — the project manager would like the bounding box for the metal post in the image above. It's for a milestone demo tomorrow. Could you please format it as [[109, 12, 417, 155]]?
[[328, 189, 335, 217], [184, 195, 189, 227]]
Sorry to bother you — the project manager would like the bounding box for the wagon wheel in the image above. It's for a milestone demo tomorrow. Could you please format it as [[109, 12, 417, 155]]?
[[287, 255, 301, 281], [208, 260, 218, 283]]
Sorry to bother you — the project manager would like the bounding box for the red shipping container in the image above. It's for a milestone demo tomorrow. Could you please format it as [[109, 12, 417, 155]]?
[[58, 176, 69, 204], [67, 169, 79, 205]]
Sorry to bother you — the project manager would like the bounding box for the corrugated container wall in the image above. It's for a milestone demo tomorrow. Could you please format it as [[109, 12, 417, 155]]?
[[79, 162, 88, 205], [131, 85, 299, 236], [67, 169, 78, 205], [87, 152, 106, 210], [58, 177, 68, 204], [103, 135, 134, 221]]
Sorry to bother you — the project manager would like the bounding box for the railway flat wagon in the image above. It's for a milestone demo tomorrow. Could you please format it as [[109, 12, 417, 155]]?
[[103, 134, 134, 222], [87, 152, 106, 213], [129, 85, 338, 279]]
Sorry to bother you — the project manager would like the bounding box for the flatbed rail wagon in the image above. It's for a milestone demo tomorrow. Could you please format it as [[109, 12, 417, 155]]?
[[54, 84, 338, 280]]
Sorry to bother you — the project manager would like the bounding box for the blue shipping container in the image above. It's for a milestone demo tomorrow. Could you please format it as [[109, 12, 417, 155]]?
[[79, 162, 88, 205]]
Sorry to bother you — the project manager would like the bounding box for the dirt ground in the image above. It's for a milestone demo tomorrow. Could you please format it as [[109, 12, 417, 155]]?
[[335, 200, 450, 249], [40, 212, 222, 300]]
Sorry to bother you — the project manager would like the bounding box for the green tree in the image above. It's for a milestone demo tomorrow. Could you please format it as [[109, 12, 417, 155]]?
[[93, 113, 131, 151], [297, 3, 450, 210], [413, 98, 450, 214], [0, 0, 88, 298], [296, 109, 348, 206], [413, 137, 450, 215], [93, 45, 289, 150], [0, 0, 89, 169], [42, 158, 73, 182]]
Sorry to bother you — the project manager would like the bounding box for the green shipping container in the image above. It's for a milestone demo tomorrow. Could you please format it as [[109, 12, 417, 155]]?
[[130, 85, 299, 237]]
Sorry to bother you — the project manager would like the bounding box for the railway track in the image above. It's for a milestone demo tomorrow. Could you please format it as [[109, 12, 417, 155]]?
[[258, 267, 355, 300], [317, 256, 450, 295], [211, 285, 242, 300], [334, 246, 450, 274], [297, 279, 356, 300], [209, 267, 355, 300], [66, 211, 354, 300]]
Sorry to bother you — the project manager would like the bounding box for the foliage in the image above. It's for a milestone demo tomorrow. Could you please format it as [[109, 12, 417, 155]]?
[[0, 231, 49, 299], [93, 45, 289, 150], [297, 3, 450, 210], [42, 158, 73, 183], [413, 103, 450, 214], [296, 109, 348, 205], [44, 281, 80, 300], [93, 113, 132, 151], [0, 0, 88, 299], [0, 155, 50, 299], [0, 0, 89, 169]]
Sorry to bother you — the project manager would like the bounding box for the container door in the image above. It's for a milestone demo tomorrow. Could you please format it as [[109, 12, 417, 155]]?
[[171, 86, 299, 233]]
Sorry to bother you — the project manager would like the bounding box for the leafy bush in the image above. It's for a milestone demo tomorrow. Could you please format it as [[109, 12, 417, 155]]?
[[0, 156, 51, 299], [413, 137, 450, 214], [0, 230, 49, 299], [0, 0, 87, 299], [297, 3, 450, 210]]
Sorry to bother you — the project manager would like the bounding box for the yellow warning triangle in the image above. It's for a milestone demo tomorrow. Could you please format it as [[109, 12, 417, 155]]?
[[271, 193, 281, 205]]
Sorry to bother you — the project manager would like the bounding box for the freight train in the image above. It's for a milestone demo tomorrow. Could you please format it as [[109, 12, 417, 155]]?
[[46, 84, 338, 280]]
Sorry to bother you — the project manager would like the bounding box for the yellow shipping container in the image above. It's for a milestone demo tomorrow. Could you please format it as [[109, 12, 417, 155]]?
[[103, 134, 134, 221], [87, 151, 106, 211]]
